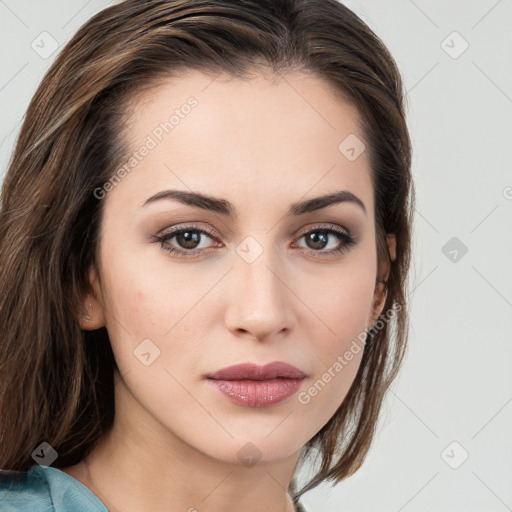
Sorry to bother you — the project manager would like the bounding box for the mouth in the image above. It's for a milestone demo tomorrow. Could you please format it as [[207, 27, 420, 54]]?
[[205, 361, 307, 381], [204, 361, 307, 407]]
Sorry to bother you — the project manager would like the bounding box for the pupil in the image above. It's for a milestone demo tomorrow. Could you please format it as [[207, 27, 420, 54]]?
[[178, 231, 200, 249], [307, 232, 327, 250]]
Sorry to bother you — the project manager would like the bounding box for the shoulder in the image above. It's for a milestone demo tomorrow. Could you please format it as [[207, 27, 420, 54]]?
[[0, 465, 54, 511], [0, 464, 108, 512]]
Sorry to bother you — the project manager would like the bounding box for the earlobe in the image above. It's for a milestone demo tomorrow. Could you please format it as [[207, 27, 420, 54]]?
[[79, 266, 106, 330], [369, 234, 396, 328], [387, 234, 396, 262], [370, 279, 388, 329]]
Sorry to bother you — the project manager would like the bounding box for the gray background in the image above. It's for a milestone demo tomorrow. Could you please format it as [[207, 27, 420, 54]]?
[[1, 1, 511, 511]]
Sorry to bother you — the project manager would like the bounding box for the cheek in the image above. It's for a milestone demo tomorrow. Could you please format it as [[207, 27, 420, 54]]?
[[291, 260, 375, 415], [297, 260, 376, 349], [293, 274, 372, 433], [98, 243, 213, 375]]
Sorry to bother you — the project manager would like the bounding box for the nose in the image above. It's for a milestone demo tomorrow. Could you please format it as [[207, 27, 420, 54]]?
[[224, 247, 296, 342]]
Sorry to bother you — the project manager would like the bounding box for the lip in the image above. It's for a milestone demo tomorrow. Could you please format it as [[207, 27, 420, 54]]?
[[204, 361, 307, 408], [205, 361, 307, 381]]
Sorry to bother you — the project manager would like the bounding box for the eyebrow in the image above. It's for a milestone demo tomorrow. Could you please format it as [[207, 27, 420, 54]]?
[[141, 189, 366, 216]]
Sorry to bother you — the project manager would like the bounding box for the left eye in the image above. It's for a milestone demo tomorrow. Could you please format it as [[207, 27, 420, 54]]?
[[297, 229, 346, 251], [293, 225, 358, 256]]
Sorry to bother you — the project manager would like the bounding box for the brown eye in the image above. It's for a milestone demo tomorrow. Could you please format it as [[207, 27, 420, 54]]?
[[304, 231, 330, 250], [295, 225, 358, 256], [174, 230, 202, 250], [153, 225, 220, 258]]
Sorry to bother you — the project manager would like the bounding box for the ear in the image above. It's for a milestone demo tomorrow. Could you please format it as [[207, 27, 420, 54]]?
[[79, 266, 106, 330], [387, 233, 396, 262], [369, 234, 396, 327]]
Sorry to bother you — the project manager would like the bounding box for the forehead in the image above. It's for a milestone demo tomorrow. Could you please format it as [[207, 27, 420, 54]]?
[[109, 68, 373, 216]]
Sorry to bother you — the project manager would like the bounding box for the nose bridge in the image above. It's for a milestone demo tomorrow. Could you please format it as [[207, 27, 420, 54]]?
[[224, 235, 293, 339]]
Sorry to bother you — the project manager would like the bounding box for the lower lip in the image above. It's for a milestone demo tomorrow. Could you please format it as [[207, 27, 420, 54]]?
[[206, 378, 304, 407]]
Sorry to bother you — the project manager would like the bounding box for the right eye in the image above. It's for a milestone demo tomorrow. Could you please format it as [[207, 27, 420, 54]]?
[[152, 225, 222, 258]]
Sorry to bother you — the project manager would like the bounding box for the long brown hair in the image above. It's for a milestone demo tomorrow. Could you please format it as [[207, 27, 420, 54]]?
[[0, 0, 414, 501]]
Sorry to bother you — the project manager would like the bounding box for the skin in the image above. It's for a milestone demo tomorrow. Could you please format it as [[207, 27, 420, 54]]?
[[62, 68, 395, 512]]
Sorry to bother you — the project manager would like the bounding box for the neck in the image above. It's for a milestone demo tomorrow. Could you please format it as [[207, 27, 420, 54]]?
[[63, 370, 302, 512]]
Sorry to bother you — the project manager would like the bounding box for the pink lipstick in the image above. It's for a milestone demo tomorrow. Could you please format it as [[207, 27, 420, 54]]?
[[204, 361, 307, 407]]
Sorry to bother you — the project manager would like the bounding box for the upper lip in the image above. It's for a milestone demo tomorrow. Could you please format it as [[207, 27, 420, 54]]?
[[206, 361, 307, 381]]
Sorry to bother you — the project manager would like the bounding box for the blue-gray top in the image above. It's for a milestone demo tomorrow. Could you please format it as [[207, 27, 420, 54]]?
[[0, 464, 310, 511], [0, 464, 108, 511]]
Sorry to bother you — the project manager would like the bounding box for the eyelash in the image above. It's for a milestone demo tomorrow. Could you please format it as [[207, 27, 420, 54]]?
[[151, 223, 358, 259]]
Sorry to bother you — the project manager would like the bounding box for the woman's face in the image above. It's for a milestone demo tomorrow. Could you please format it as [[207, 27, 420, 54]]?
[[85, 69, 391, 465]]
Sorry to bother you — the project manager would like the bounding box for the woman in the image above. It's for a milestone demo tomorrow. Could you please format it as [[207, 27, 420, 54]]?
[[0, 0, 414, 510]]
